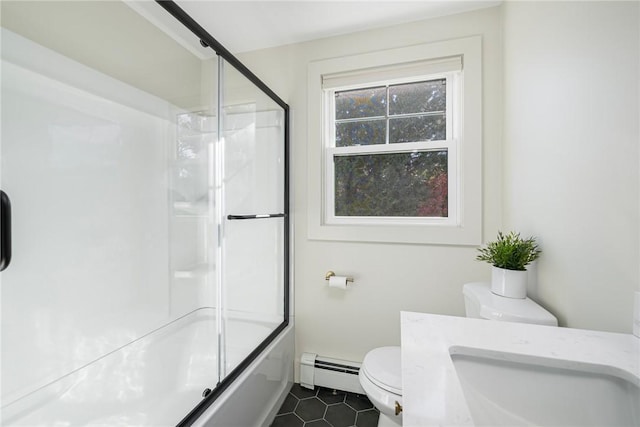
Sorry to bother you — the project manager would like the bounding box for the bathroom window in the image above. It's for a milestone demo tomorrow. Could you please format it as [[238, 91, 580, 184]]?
[[326, 73, 457, 224], [307, 37, 482, 245]]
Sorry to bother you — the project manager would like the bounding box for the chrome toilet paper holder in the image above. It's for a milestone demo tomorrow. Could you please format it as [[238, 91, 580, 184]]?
[[325, 271, 354, 283]]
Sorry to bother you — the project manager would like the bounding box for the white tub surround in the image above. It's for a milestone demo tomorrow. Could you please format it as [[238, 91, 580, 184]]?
[[400, 311, 640, 427]]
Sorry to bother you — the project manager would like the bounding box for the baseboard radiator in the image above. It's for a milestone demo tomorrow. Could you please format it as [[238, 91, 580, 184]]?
[[300, 353, 366, 394]]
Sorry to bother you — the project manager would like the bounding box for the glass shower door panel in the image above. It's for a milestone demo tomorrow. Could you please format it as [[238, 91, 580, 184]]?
[[220, 60, 286, 378], [223, 219, 285, 369], [0, 3, 219, 424], [1, 36, 170, 406]]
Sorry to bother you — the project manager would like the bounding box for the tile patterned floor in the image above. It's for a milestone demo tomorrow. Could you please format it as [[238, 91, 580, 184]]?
[[271, 383, 379, 427]]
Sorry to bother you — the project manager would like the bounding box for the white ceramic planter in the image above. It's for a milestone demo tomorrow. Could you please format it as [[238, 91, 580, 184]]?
[[491, 266, 527, 299]]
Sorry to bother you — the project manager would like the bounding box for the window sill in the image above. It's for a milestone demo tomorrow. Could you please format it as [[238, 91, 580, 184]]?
[[307, 220, 480, 246]]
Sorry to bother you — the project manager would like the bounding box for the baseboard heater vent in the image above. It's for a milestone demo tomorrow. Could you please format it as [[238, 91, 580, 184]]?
[[300, 353, 365, 394]]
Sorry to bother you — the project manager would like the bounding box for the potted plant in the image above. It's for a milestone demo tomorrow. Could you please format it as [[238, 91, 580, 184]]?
[[476, 231, 541, 298]]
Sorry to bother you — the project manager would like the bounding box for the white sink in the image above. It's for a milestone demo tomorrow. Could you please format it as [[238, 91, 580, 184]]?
[[400, 312, 640, 427], [451, 347, 640, 426]]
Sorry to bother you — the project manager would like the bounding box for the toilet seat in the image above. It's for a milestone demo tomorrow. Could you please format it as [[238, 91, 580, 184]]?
[[361, 346, 402, 395]]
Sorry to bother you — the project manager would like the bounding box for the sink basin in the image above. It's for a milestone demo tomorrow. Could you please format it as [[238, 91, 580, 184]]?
[[451, 347, 640, 426], [401, 312, 640, 427]]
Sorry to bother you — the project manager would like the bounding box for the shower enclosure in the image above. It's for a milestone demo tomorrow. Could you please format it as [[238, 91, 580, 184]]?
[[0, 1, 290, 425]]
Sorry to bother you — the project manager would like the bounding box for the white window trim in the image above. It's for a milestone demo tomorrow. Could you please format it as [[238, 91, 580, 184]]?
[[307, 36, 482, 245]]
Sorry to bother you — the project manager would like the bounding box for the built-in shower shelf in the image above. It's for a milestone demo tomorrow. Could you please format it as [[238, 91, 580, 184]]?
[[173, 201, 210, 217], [173, 263, 212, 279]]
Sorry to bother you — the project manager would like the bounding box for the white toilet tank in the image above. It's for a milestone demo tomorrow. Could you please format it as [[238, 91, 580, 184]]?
[[463, 282, 558, 326]]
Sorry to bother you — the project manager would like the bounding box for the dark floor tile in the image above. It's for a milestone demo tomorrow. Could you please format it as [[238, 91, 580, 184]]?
[[324, 403, 356, 427], [355, 409, 380, 427], [272, 383, 380, 427], [305, 420, 332, 427], [317, 387, 346, 405], [295, 397, 326, 421], [345, 393, 374, 411], [271, 413, 304, 427], [290, 383, 317, 399], [278, 393, 299, 414]]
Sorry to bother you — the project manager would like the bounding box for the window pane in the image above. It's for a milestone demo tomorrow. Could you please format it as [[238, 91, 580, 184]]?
[[334, 151, 448, 217], [336, 119, 386, 147], [389, 114, 445, 143], [335, 87, 386, 120], [389, 79, 446, 115]]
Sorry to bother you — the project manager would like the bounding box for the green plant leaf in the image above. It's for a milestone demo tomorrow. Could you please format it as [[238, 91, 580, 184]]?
[[476, 231, 541, 271]]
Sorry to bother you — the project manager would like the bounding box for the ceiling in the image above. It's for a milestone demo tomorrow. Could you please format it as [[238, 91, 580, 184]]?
[[173, 1, 501, 54]]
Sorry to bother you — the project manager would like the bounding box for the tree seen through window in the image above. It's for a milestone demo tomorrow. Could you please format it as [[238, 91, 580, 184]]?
[[333, 79, 448, 217]]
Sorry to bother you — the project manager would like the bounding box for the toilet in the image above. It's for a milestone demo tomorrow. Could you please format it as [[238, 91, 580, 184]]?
[[358, 281, 558, 426], [359, 346, 402, 427]]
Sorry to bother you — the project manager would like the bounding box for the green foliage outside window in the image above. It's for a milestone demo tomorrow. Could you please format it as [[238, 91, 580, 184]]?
[[334, 151, 448, 217], [333, 78, 449, 218]]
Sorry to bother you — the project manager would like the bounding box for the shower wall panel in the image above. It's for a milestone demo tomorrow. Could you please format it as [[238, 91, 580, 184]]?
[[0, 29, 172, 404]]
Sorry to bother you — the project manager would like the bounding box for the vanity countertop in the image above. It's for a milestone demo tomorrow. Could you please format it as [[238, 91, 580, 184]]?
[[400, 311, 640, 427]]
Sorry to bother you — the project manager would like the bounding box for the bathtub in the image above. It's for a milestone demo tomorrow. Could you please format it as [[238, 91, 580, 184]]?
[[1, 308, 294, 426]]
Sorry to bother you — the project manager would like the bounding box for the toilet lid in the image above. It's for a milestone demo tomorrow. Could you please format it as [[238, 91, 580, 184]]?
[[361, 346, 402, 395]]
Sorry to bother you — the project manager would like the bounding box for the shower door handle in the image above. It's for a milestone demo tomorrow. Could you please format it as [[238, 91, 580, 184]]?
[[1, 190, 11, 272], [227, 213, 285, 220]]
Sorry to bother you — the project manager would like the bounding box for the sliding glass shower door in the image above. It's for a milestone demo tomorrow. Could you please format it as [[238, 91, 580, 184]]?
[[218, 59, 287, 381], [0, 2, 289, 425]]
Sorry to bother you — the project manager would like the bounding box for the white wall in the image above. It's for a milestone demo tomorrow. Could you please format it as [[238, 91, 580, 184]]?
[[239, 7, 503, 375], [237, 1, 640, 379], [503, 1, 640, 332]]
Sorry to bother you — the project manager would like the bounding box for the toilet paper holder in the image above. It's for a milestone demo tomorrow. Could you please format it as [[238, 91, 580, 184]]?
[[325, 271, 354, 283]]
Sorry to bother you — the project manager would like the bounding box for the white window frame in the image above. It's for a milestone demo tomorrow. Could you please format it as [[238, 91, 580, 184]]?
[[307, 36, 482, 245], [324, 72, 460, 226]]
